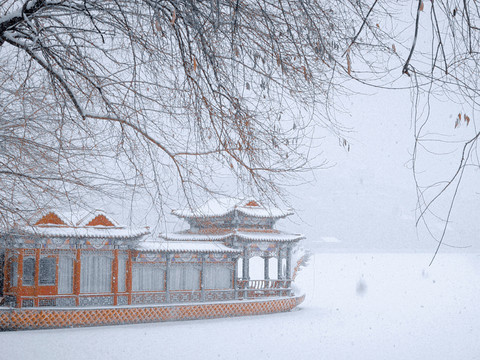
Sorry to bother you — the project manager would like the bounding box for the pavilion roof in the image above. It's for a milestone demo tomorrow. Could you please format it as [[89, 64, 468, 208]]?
[[159, 229, 305, 243], [172, 197, 293, 219], [235, 231, 305, 242]]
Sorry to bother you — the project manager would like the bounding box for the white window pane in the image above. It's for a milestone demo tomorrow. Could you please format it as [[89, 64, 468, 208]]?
[[132, 264, 164, 291], [58, 256, 73, 294], [168, 266, 182, 290], [118, 255, 127, 292], [205, 265, 231, 290], [80, 253, 112, 293], [169, 265, 200, 290], [185, 266, 200, 290]]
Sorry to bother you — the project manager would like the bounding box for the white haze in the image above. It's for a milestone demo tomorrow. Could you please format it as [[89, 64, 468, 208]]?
[[2, 253, 479, 359], [284, 82, 480, 254]]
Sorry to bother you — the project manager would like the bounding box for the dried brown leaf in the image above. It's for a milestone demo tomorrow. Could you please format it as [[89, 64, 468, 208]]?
[[155, 19, 162, 32]]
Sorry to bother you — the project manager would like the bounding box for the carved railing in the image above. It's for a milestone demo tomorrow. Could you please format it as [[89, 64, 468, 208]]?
[[236, 279, 292, 298], [5, 280, 293, 308]]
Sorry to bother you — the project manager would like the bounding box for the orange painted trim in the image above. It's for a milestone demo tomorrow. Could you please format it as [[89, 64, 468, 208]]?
[[126, 251, 133, 305], [2, 250, 10, 294], [34, 212, 65, 226], [74, 250, 81, 306], [16, 250, 24, 308], [0, 295, 305, 331], [86, 215, 114, 227], [34, 249, 40, 306], [113, 250, 118, 305]]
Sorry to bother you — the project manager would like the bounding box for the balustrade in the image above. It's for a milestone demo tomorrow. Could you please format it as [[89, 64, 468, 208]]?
[[236, 279, 292, 299]]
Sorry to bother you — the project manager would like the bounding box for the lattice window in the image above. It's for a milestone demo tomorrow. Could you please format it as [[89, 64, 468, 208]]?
[[39, 257, 56, 286], [23, 257, 35, 286]]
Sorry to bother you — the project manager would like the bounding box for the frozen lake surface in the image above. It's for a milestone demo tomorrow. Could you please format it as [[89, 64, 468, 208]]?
[[2, 253, 479, 360]]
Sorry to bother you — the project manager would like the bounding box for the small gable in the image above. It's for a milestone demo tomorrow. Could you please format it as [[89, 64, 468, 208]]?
[[86, 214, 115, 227], [35, 212, 66, 226], [245, 200, 260, 207]]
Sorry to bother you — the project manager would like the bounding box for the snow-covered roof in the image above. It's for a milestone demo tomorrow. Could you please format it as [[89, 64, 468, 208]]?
[[16, 209, 149, 239], [21, 226, 149, 239], [160, 231, 232, 241], [236, 231, 305, 242], [32, 209, 120, 227], [137, 240, 241, 253], [159, 230, 304, 243], [172, 197, 293, 219]]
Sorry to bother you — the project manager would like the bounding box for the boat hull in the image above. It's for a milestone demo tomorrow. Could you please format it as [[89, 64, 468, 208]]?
[[0, 294, 305, 331]]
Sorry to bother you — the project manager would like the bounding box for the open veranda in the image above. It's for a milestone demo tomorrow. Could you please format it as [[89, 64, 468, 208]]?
[[0, 198, 306, 330]]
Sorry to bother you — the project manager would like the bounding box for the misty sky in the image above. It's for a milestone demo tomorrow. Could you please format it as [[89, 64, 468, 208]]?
[[285, 80, 480, 253]]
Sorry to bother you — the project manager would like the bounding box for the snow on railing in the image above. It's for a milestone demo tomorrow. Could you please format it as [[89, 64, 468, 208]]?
[[236, 279, 292, 298]]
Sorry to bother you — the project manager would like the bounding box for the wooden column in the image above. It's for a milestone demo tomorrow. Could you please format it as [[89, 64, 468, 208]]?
[[33, 249, 40, 307], [73, 249, 81, 306], [286, 246, 292, 296], [285, 246, 292, 279], [17, 249, 24, 308], [242, 246, 249, 299], [242, 246, 249, 280], [2, 250, 8, 296], [233, 257, 238, 300], [200, 254, 206, 302], [112, 249, 119, 305], [263, 257, 270, 280], [165, 253, 171, 303], [277, 248, 283, 280], [126, 250, 133, 305]]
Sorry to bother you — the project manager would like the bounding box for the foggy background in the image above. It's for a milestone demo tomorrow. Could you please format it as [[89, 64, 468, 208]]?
[[286, 81, 480, 253]]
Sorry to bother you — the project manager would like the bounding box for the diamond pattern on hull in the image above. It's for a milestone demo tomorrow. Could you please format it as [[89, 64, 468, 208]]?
[[0, 295, 305, 331]]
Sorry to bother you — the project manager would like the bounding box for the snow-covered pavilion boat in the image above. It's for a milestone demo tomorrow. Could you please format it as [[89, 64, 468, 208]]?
[[0, 199, 305, 330]]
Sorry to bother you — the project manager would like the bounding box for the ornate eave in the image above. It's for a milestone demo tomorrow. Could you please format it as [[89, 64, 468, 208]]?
[[172, 197, 293, 219], [159, 229, 304, 243], [18, 226, 150, 239], [136, 240, 242, 254]]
